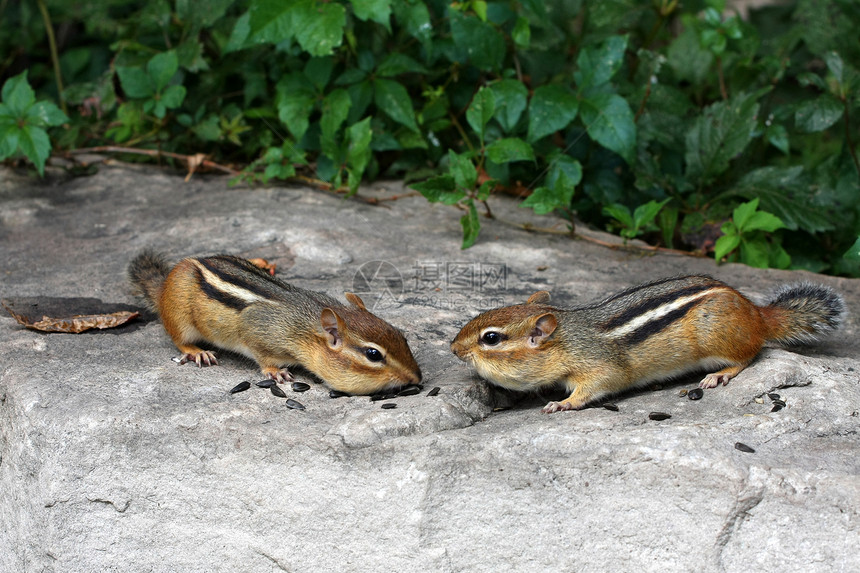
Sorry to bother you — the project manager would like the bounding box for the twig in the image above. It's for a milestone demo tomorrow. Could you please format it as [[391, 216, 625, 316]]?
[[65, 146, 240, 175]]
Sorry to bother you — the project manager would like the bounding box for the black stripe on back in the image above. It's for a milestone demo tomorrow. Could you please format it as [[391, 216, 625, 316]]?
[[619, 297, 707, 345], [200, 256, 280, 301], [600, 284, 715, 331], [196, 267, 249, 311]]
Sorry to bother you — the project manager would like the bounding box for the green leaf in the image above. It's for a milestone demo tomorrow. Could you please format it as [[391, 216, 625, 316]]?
[[714, 233, 741, 261], [731, 166, 835, 232], [373, 78, 419, 132], [527, 85, 578, 143], [740, 237, 770, 268], [449, 11, 505, 71], [732, 198, 759, 230], [764, 123, 789, 154], [490, 79, 528, 133], [843, 237, 860, 260], [321, 89, 352, 158], [632, 198, 670, 230], [795, 95, 843, 133], [159, 85, 186, 110], [602, 204, 634, 228], [545, 154, 583, 189], [466, 87, 495, 142], [350, 0, 392, 28], [448, 149, 477, 190], [521, 184, 573, 215], [376, 53, 428, 77], [2, 72, 36, 115], [304, 57, 336, 91], [276, 74, 316, 141], [16, 124, 51, 176], [485, 138, 535, 164], [27, 101, 68, 127], [412, 175, 457, 202], [512, 17, 530, 48], [392, 1, 432, 44], [147, 51, 179, 92], [460, 199, 481, 249], [294, 0, 346, 56], [345, 117, 373, 194], [685, 91, 763, 183], [575, 35, 628, 90], [579, 93, 636, 165], [116, 66, 153, 99], [743, 211, 785, 233], [667, 24, 713, 85]]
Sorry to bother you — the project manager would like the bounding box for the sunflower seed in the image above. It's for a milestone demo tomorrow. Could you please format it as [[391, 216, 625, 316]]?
[[229, 381, 251, 394], [398, 385, 421, 396], [286, 399, 305, 410], [602, 403, 619, 411], [687, 388, 704, 401], [256, 379, 276, 388], [648, 412, 671, 421], [734, 442, 755, 453], [426, 387, 441, 397], [770, 404, 784, 412], [381, 403, 397, 409], [291, 382, 310, 392], [772, 399, 786, 408], [678, 389, 688, 397], [768, 393, 781, 401], [329, 389, 349, 398], [270, 385, 287, 398]]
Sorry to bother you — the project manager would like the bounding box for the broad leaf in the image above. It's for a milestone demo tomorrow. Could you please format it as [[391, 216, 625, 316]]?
[[373, 78, 418, 132], [579, 93, 636, 165], [448, 150, 477, 190], [490, 79, 528, 133], [294, 0, 346, 57], [795, 95, 843, 133], [466, 87, 495, 142], [527, 85, 578, 143], [460, 200, 481, 249], [485, 138, 535, 164], [685, 90, 764, 183], [350, 0, 392, 28], [575, 35, 628, 90]]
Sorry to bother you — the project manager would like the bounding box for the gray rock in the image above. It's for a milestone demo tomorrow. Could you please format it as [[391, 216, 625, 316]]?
[[1, 165, 858, 572]]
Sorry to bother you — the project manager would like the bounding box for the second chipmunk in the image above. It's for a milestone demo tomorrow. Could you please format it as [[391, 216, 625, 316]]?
[[129, 251, 421, 394], [451, 275, 845, 413]]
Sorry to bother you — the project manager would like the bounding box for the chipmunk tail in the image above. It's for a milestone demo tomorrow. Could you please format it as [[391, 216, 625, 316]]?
[[761, 282, 846, 345], [128, 249, 172, 311]]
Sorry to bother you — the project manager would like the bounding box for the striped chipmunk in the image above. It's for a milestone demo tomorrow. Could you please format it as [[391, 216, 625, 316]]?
[[450, 275, 845, 413], [129, 251, 421, 395]]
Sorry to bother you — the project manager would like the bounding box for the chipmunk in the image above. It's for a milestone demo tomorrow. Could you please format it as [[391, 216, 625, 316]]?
[[451, 275, 845, 413], [128, 250, 421, 394]]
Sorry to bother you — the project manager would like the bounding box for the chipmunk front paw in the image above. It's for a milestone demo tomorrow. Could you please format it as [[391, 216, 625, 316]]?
[[262, 366, 294, 383], [176, 350, 218, 367]]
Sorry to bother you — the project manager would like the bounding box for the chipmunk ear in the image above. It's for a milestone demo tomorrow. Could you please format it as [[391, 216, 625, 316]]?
[[528, 313, 557, 347], [344, 292, 366, 310], [527, 291, 551, 304], [320, 308, 346, 349]]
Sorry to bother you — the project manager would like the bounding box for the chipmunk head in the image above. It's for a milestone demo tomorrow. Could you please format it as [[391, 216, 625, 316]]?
[[310, 292, 421, 395], [451, 291, 566, 391]]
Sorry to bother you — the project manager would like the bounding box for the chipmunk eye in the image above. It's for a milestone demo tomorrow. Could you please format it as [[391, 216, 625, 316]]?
[[481, 331, 503, 346], [364, 348, 384, 362]]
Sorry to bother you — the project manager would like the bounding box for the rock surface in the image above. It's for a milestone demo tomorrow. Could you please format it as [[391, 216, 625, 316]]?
[[1, 164, 858, 572]]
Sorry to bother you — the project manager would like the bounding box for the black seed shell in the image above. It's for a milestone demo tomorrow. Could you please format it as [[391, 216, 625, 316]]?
[[256, 379, 276, 388], [602, 403, 619, 412], [329, 389, 349, 398], [381, 403, 397, 409], [648, 412, 672, 421], [770, 404, 784, 412], [734, 442, 755, 453], [270, 385, 287, 398], [398, 385, 421, 396], [768, 393, 781, 401], [286, 399, 305, 410], [687, 388, 704, 401], [229, 381, 251, 394], [291, 382, 310, 392], [426, 387, 441, 397], [772, 399, 786, 407]]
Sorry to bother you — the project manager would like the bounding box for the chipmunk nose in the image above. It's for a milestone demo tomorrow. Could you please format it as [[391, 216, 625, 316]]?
[[450, 338, 466, 359]]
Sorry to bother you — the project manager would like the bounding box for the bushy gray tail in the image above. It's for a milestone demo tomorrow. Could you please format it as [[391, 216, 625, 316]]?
[[128, 250, 171, 312], [763, 283, 846, 345]]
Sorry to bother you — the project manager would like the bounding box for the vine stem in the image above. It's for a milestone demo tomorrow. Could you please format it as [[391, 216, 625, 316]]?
[[844, 97, 860, 178], [36, 0, 67, 116]]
